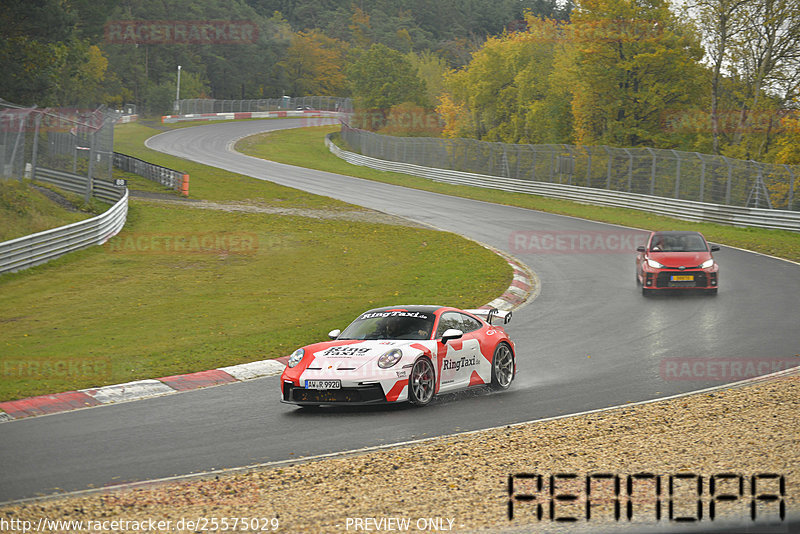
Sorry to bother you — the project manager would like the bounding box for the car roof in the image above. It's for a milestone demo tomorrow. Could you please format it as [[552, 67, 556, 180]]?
[[364, 305, 447, 315], [651, 231, 705, 238]]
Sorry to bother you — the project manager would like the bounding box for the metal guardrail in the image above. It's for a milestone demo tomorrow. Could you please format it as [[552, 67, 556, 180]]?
[[176, 96, 352, 115], [113, 152, 187, 194], [326, 134, 800, 232], [33, 167, 126, 204], [340, 124, 798, 212], [0, 168, 128, 274]]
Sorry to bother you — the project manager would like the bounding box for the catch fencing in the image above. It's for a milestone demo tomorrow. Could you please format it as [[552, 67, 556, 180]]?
[[0, 103, 129, 274], [0, 102, 118, 195], [340, 124, 798, 212], [329, 132, 800, 232], [176, 96, 353, 115]]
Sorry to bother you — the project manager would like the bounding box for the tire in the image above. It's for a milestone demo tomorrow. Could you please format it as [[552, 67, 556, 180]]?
[[707, 288, 718, 296], [642, 287, 651, 297], [490, 343, 515, 390], [408, 357, 435, 406]]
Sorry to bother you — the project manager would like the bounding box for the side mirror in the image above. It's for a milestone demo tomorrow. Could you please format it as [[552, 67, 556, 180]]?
[[710, 244, 720, 252], [328, 329, 341, 340], [636, 245, 646, 253], [441, 329, 463, 344]]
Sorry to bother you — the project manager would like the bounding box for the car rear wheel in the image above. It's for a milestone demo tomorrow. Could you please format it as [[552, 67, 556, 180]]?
[[408, 357, 435, 406], [491, 343, 515, 390]]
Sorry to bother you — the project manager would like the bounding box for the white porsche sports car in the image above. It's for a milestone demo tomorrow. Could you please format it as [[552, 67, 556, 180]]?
[[280, 305, 516, 407]]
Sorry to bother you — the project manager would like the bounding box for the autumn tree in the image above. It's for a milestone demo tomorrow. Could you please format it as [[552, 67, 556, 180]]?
[[53, 43, 109, 107], [346, 43, 428, 129], [691, 0, 753, 154], [437, 16, 572, 143], [278, 30, 349, 97], [569, 0, 706, 147], [725, 0, 800, 159], [349, 7, 374, 49], [405, 50, 449, 106], [773, 110, 800, 164]]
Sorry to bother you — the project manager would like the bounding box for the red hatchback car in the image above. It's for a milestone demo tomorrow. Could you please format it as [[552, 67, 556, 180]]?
[[636, 231, 720, 296]]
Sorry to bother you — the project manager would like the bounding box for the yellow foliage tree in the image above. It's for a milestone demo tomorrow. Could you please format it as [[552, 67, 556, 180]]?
[[569, 0, 706, 147], [437, 15, 572, 144], [773, 112, 800, 165], [279, 30, 349, 97]]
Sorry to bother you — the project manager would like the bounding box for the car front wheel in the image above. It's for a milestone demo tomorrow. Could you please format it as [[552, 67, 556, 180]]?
[[491, 343, 515, 390], [408, 357, 435, 406]]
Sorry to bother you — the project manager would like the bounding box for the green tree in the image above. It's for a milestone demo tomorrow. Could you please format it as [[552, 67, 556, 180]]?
[[405, 50, 449, 106], [346, 43, 428, 127], [54, 43, 110, 107], [100, 0, 292, 113], [437, 16, 571, 144], [0, 0, 77, 105]]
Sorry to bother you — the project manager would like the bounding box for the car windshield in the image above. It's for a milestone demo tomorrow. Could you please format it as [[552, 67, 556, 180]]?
[[338, 310, 435, 340], [650, 234, 707, 252]]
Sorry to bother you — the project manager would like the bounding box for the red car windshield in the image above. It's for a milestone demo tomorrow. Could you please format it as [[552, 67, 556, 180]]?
[[650, 234, 708, 253]]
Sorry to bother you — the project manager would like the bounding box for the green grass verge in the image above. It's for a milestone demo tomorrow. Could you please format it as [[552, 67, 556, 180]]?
[[114, 121, 354, 206], [0, 121, 510, 402], [236, 126, 800, 263], [0, 180, 93, 242]]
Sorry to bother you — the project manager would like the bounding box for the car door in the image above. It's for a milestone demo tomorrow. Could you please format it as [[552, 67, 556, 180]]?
[[458, 313, 489, 384], [434, 312, 481, 392]]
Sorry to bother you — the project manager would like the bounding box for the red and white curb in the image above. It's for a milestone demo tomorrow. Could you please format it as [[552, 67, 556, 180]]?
[[0, 362, 286, 422], [482, 252, 538, 311], [161, 110, 340, 124], [0, 257, 536, 423]]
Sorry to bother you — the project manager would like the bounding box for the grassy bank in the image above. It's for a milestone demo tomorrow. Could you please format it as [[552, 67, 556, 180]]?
[[0, 180, 93, 242], [236, 126, 800, 263], [0, 120, 510, 401]]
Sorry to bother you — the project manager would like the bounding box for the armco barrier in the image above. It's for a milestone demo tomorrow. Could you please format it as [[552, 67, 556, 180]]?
[[113, 152, 188, 194], [0, 168, 128, 274], [326, 134, 800, 232]]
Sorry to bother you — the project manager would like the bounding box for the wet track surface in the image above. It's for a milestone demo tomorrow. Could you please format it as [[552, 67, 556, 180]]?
[[1, 119, 798, 503]]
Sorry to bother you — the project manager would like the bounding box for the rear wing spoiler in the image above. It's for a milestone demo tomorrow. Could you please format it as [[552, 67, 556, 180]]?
[[465, 308, 512, 325]]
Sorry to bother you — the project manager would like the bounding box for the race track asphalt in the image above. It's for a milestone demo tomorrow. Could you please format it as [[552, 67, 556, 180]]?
[[1, 119, 798, 503]]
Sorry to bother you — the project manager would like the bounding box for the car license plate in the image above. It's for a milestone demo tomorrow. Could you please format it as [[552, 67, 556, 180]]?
[[305, 380, 341, 390], [671, 275, 694, 282]]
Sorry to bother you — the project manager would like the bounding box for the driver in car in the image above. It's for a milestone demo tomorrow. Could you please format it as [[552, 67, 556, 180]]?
[[382, 317, 429, 339]]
